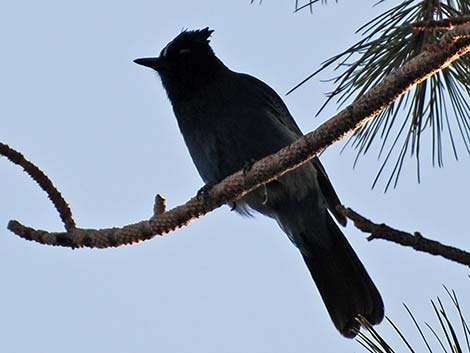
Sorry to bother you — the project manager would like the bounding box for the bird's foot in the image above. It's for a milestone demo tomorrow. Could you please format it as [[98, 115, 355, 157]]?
[[196, 182, 216, 202]]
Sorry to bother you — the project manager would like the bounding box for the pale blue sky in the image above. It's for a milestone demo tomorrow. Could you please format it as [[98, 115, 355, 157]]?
[[1, 1, 469, 353]]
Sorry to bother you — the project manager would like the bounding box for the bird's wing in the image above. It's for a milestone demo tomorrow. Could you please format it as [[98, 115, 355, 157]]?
[[238, 74, 304, 136], [238, 73, 346, 226], [311, 158, 346, 226]]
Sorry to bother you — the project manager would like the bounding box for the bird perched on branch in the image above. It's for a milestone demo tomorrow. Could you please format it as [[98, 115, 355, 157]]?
[[134, 28, 384, 338]]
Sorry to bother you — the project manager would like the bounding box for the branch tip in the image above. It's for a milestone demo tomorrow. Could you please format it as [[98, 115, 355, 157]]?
[[342, 207, 470, 267], [153, 194, 167, 216], [0, 142, 76, 231]]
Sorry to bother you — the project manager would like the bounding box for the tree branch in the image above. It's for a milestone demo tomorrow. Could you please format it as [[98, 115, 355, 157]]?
[[412, 15, 470, 31], [338, 206, 470, 268], [5, 25, 470, 249], [0, 142, 76, 231]]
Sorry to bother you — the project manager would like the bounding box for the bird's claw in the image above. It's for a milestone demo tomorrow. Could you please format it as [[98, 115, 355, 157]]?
[[197, 182, 215, 202]]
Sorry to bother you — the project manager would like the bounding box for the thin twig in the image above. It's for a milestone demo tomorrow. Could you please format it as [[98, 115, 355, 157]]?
[[339, 206, 470, 267]]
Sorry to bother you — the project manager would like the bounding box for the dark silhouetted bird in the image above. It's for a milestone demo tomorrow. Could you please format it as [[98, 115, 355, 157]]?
[[134, 28, 384, 338]]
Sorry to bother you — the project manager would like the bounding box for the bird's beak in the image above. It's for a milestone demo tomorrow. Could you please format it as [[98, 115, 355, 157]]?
[[133, 57, 163, 71]]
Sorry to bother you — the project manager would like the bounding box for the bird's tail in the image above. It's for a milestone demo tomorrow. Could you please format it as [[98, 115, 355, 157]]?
[[296, 212, 384, 338]]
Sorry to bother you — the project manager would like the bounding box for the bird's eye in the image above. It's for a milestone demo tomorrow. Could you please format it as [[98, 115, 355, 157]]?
[[179, 48, 191, 54]]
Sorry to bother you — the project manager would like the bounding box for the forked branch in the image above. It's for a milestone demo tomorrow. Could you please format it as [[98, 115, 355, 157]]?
[[3, 25, 470, 252]]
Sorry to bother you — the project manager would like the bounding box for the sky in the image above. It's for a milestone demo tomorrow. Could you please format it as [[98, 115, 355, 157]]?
[[1, 1, 469, 353]]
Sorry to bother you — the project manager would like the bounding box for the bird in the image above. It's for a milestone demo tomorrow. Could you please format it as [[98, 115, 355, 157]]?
[[134, 27, 384, 338]]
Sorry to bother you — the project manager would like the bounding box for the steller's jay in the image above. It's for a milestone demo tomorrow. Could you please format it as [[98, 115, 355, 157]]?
[[134, 28, 384, 338]]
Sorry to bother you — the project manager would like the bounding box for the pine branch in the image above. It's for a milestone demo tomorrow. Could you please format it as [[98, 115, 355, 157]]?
[[294, 2, 470, 190], [4, 24, 470, 249], [413, 15, 470, 31], [357, 287, 470, 353]]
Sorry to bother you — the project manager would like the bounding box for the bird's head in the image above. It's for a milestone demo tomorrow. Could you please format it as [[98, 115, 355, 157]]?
[[134, 28, 225, 98]]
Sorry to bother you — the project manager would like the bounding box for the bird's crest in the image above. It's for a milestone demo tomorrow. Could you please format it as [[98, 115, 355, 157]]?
[[161, 27, 214, 58], [183, 27, 214, 43]]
